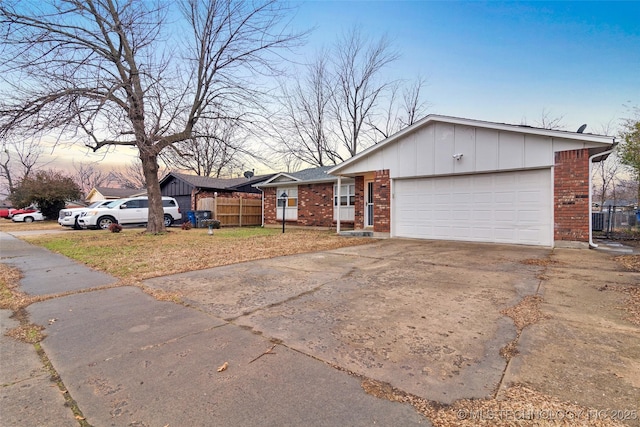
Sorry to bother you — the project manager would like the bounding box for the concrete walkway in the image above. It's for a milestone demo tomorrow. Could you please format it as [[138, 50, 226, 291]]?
[[0, 232, 427, 426], [2, 231, 639, 427]]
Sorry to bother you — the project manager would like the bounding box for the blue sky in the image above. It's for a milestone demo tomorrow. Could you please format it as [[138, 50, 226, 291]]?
[[30, 1, 639, 173], [290, 0, 640, 134]]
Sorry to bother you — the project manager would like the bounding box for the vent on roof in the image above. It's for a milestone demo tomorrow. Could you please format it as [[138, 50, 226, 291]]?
[[577, 124, 587, 133], [244, 170, 254, 179]]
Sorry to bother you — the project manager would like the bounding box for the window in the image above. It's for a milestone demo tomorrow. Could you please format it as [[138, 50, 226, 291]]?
[[276, 187, 298, 220], [333, 184, 355, 206], [277, 187, 298, 208]]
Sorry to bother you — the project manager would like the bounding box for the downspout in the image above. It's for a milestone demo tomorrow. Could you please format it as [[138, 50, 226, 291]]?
[[336, 176, 342, 234], [588, 143, 616, 248]]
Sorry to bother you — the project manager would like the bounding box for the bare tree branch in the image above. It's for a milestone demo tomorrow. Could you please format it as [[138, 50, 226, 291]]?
[[0, 0, 306, 232]]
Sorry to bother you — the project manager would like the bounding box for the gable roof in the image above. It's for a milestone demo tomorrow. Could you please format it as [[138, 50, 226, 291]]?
[[329, 114, 615, 175], [160, 171, 273, 191], [89, 187, 144, 199], [256, 166, 339, 188]]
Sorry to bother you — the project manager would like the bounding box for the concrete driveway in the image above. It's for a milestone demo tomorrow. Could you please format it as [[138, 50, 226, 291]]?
[[145, 240, 553, 404]]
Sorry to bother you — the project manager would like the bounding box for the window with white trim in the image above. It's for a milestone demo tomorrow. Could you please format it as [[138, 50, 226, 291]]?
[[276, 187, 298, 220], [333, 184, 355, 206]]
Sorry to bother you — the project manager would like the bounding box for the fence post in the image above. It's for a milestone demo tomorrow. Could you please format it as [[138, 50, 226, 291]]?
[[239, 196, 243, 227], [214, 193, 218, 221]]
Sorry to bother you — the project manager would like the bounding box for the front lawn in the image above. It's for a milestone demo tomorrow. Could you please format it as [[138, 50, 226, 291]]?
[[14, 226, 372, 281]]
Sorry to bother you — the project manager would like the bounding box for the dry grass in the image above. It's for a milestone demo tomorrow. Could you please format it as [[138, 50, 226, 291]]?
[[615, 254, 640, 272], [0, 218, 60, 231], [361, 379, 626, 427], [4, 225, 372, 281], [0, 263, 30, 311], [5, 323, 46, 343]]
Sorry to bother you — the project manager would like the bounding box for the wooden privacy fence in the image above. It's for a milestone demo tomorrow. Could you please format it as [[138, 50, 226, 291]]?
[[197, 196, 262, 227]]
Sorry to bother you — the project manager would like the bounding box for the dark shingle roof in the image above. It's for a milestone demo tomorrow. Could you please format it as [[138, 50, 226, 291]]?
[[288, 166, 334, 182], [168, 172, 272, 190]]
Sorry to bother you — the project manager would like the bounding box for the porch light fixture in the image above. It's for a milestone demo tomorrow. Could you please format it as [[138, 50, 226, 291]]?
[[280, 192, 287, 233], [452, 153, 463, 160]]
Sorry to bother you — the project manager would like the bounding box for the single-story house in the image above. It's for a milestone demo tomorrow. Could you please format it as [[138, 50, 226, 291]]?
[[86, 187, 145, 203], [159, 171, 274, 221], [255, 166, 355, 228], [327, 115, 615, 248]]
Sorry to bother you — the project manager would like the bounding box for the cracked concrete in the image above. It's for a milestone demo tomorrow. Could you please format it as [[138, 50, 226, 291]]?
[[2, 231, 639, 426]]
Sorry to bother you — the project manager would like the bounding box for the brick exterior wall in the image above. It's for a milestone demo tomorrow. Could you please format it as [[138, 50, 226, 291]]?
[[554, 149, 590, 242], [263, 187, 277, 224], [354, 176, 365, 230], [297, 183, 334, 226], [263, 183, 352, 227], [373, 170, 391, 233]]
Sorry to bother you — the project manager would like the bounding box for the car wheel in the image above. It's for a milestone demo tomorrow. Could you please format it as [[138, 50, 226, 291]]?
[[73, 217, 82, 230], [97, 216, 116, 230], [24, 217, 33, 223], [163, 214, 173, 227]]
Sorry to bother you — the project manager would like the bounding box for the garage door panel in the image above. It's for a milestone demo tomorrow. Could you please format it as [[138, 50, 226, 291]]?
[[394, 169, 552, 246]]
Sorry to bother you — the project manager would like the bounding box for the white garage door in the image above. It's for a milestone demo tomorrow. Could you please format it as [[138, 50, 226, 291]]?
[[393, 169, 552, 246]]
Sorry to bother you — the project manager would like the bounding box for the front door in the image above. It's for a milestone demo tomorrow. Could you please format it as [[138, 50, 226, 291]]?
[[365, 181, 374, 227]]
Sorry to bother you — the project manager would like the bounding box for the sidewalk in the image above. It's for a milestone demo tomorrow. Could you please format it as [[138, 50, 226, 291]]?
[[0, 232, 428, 426]]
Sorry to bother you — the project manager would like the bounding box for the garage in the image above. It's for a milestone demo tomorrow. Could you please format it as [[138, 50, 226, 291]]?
[[329, 115, 614, 247], [393, 169, 553, 246]]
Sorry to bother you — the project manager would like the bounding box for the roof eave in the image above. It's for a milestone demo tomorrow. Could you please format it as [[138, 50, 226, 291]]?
[[328, 114, 615, 175]]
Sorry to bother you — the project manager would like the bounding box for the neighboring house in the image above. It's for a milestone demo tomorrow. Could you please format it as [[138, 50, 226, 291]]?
[[328, 115, 615, 248], [159, 172, 274, 222], [256, 166, 355, 228], [86, 187, 145, 203]]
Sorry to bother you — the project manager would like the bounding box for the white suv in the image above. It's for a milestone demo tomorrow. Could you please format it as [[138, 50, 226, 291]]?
[[77, 196, 182, 230], [58, 200, 111, 229]]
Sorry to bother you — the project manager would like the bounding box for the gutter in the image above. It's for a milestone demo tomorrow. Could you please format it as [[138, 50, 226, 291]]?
[[588, 143, 616, 249]]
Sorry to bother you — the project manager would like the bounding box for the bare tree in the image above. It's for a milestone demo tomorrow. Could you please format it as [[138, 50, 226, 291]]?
[[590, 121, 621, 206], [331, 27, 400, 157], [161, 119, 251, 177], [110, 158, 168, 190], [72, 161, 112, 197], [0, 0, 304, 232], [369, 75, 429, 139], [0, 137, 46, 195], [271, 53, 343, 167], [523, 108, 566, 130]]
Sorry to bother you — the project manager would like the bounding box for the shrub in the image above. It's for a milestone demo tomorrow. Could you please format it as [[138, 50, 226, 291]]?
[[201, 219, 221, 229], [108, 223, 123, 233], [181, 221, 192, 230]]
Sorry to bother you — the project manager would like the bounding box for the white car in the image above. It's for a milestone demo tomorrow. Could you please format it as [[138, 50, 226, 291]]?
[[58, 200, 111, 229], [77, 196, 182, 230], [12, 211, 45, 222]]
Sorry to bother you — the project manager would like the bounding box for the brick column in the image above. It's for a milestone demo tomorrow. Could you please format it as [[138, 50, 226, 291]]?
[[354, 176, 365, 230], [374, 170, 391, 233], [554, 149, 590, 242], [263, 187, 277, 225]]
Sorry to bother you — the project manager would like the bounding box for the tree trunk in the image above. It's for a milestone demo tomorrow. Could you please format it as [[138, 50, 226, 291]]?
[[140, 152, 165, 234]]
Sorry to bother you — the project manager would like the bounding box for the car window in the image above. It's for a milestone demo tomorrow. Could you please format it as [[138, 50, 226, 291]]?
[[123, 200, 140, 209], [104, 200, 120, 208], [162, 199, 176, 207]]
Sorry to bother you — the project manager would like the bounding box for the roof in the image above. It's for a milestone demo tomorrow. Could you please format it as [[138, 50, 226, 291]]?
[[329, 114, 615, 175], [161, 171, 273, 190], [255, 166, 340, 188], [92, 187, 144, 198]]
